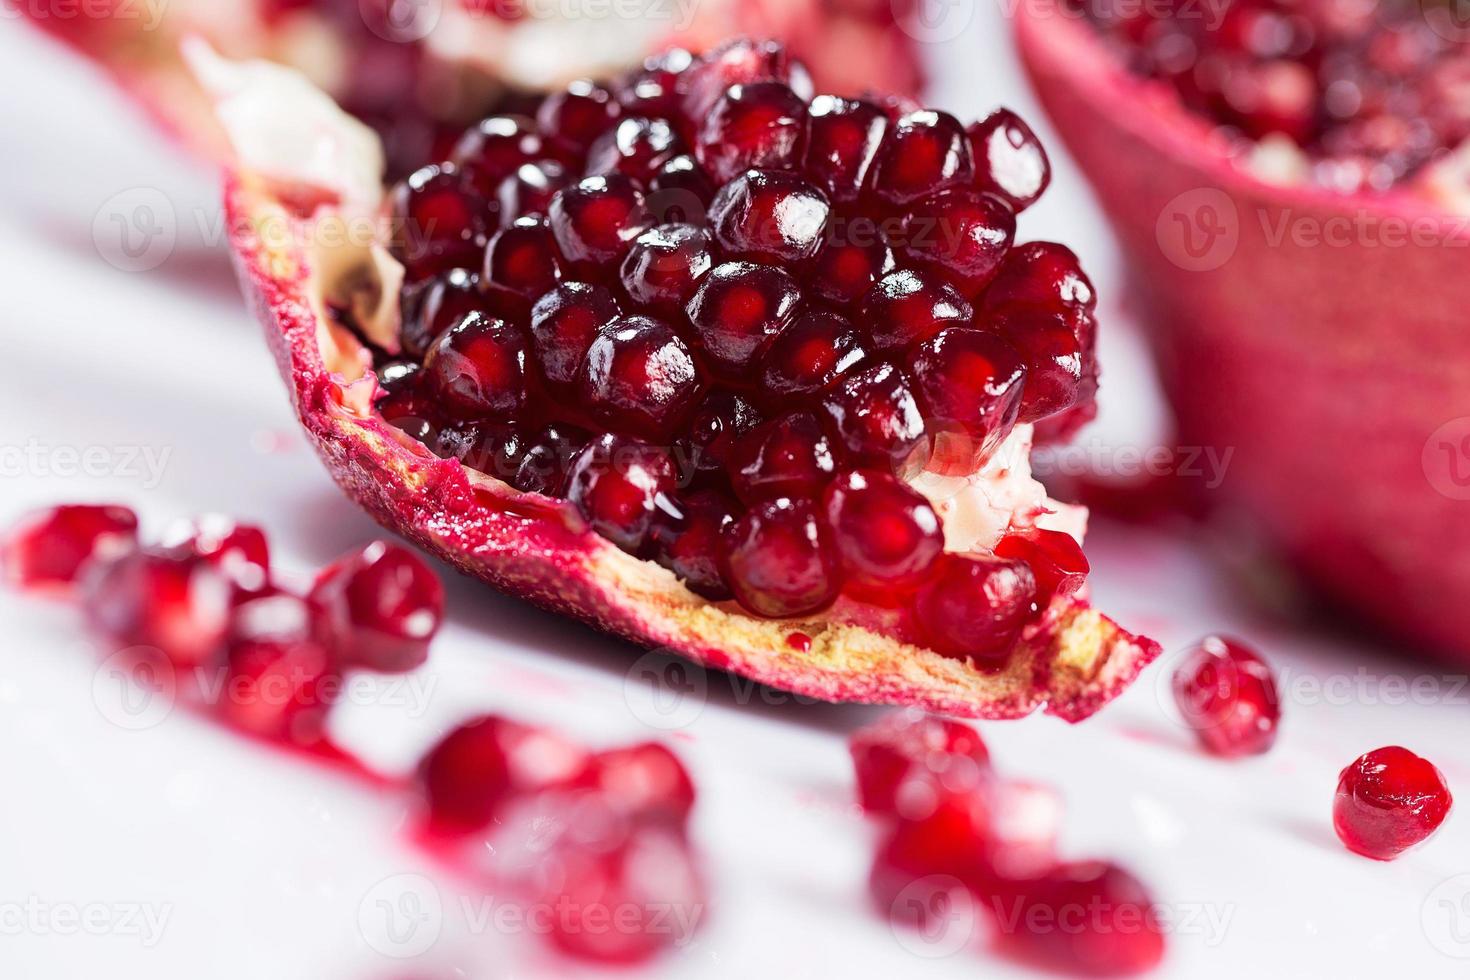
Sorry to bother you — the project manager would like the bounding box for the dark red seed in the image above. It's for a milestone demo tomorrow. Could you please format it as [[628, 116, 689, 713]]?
[[390, 163, 491, 280], [728, 411, 840, 505], [809, 219, 896, 307], [1334, 745, 1453, 860], [495, 159, 570, 223], [536, 79, 619, 153], [988, 310, 1084, 423], [619, 223, 714, 314], [914, 555, 1037, 663], [400, 267, 481, 359], [821, 361, 929, 476], [899, 189, 1015, 296], [870, 109, 975, 206], [993, 528, 1089, 609], [220, 592, 340, 744], [759, 308, 868, 403], [804, 95, 888, 203], [564, 433, 679, 553], [376, 361, 439, 442], [980, 241, 1096, 319], [451, 115, 546, 197], [586, 116, 684, 184], [697, 81, 809, 183], [309, 541, 445, 673], [680, 37, 797, 121], [618, 47, 694, 118], [849, 711, 990, 816], [721, 497, 842, 619], [968, 109, 1051, 212], [822, 469, 943, 593], [83, 549, 233, 668], [422, 310, 529, 421], [685, 261, 801, 379], [647, 154, 716, 224], [652, 489, 737, 600], [906, 327, 1026, 475], [581, 315, 703, 440], [482, 215, 563, 303], [708, 168, 831, 264], [529, 282, 620, 389], [679, 390, 764, 477], [1172, 636, 1281, 758], [548, 175, 655, 269], [512, 424, 589, 496], [860, 269, 974, 353], [433, 421, 526, 481], [2, 504, 138, 590]]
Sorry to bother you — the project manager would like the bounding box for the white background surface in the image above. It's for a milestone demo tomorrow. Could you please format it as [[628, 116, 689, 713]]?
[[4, 7, 1470, 979]]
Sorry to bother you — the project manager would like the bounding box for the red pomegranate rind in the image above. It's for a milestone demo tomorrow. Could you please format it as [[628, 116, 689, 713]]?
[[225, 172, 1159, 721], [1014, 1, 1470, 657]]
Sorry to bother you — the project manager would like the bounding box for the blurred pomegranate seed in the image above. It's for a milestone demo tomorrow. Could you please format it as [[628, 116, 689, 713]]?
[[1171, 636, 1280, 757], [2, 504, 137, 591], [310, 541, 444, 673]]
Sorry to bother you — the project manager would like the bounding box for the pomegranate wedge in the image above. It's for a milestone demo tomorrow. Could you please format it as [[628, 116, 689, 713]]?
[[204, 42, 1158, 721]]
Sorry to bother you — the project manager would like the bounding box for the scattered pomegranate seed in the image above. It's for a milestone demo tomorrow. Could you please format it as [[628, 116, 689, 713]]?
[[83, 548, 233, 668], [1171, 636, 1280, 758], [1333, 746, 1453, 860], [850, 712, 990, 815], [219, 592, 340, 744], [574, 742, 696, 824], [2, 504, 138, 590], [309, 541, 445, 673], [162, 515, 272, 597]]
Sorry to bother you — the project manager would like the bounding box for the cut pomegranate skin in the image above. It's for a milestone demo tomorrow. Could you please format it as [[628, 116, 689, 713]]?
[[1333, 746, 1453, 860], [1015, 2, 1470, 658], [1, 504, 138, 591]]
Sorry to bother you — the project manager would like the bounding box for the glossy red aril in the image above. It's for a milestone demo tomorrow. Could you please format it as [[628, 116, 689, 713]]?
[[219, 592, 340, 744], [401, 267, 481, 358], [422, 310, 529, 421], [512, 424, 589, 496], [495, 160, 570, 223], [721, 497, 841, 618], [685, 261, 801, 378], [581, 315, 702, 439], [823, 470, 943, 594], [804, 95, 888, 202], [2, 504, 138, 590], [309, 541, 445, 673], [620, 47, 693, 117], [548, 174, 654, 268], [821, 361, 929, 477], [994, 528, 1089, 609], [870, 110, 974, 205], [759, 308, 868, 403], [376, 361, 437, 442], [586, 116, 684, 183], [435, 421, 526, 481], [537, 80, 618, 154], [899, 189, 1015, 297], [810, 225, 896, 307], [647, 153, 716, 220], [849, 711, 991, 815], [564, 434, 678, 554], [575, 741, 697, 823], [418, 714, 591, 834], [83, 549, 233, 668], [680, 38, 805, 120], [1171, 636, 1280, 758], [1334, 746, 1453, 860], [529, 282, 620, 389], [728, 411, 839, 505], [680, 391, 763, 477], [451, 115, 546, 198], [980, 241, 1096, 320], [915, 556, 1037, 663], [709, 168, 831, 264], [390, 163, 490, 280], [906, 328, 1026, 476], [989, 311, 1086, 423], [861, 269, 974, 353], [482, 215, 563, 304], [619, 223, 714, 314], [968, 109, 1051, 212], [652, 490, 736, 600], [698, 82, 808, 183], [162, 515, 272, 596]]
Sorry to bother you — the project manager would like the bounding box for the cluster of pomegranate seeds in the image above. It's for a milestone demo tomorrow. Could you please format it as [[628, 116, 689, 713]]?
[[1333, 746, 1453, 860], [375, 38, 1100, 661], [853, 711, 1165, 975], [418, 717, 703, 963], [4, 504, 445, 744], [1081, 0, 1470, 189], [1171, 635, 1281, 757]]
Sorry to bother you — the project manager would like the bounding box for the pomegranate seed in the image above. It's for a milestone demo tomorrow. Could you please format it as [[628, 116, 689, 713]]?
[[1171, 636, 1280, 758], [574, 742, 696, 823], [83, 549, 233, 668], [803, 95, 888, 203], [821, 361, 929, 477], [860, 269, 974, 353], [548, 174, 654, 269], [494, 159, 570, 224], [161, 515, 272, 597], [652, 490, 737, 600], [914, 555, 1037, 663], [685, 261, 801, 379], [994, 528, 1089, 609], [451, 115, 545, 197], [870, 109, 975, 206], [809, 222, 896, 307], [680, 37, 798, 121], [759, 308, 869, 403], [435, 421, 527, 481], [850, 711, 990, 815], [582, 315, 703, 439], [309, 541, 444, 673], [422, 310, 529, 421], [988, 311, 1085, 423], [709, 168, 831, 264], [400, 267, 481, 359], [721, 497, 842, 618], [1334, 746, 1453, 860], [418, 714, 590, 834], [906, 327, 1026, 475], [376, 361, 439, 442], [219, 592, 340, 744], [646, 154, 716, 222], [619, 223, 714, 314], [823, 470, 943, 593], [536, 80, 619, 154], [899, 189, 1015, 296], [679, 390, 764, 477], [529, 282, 620, 390], [511, 424, 588, 496], [727, 411, 840, 505], [586, 116, 684, 183], [390, 163, 490, 280], [482, 215, 563, 304], [2, 504, 138, 590], [698, 82, 809, 184], [618, 47, 694, 117], [564, 434, 679, 553], [980, 241, 1096, 320], [968, 109, 1051, 212]]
